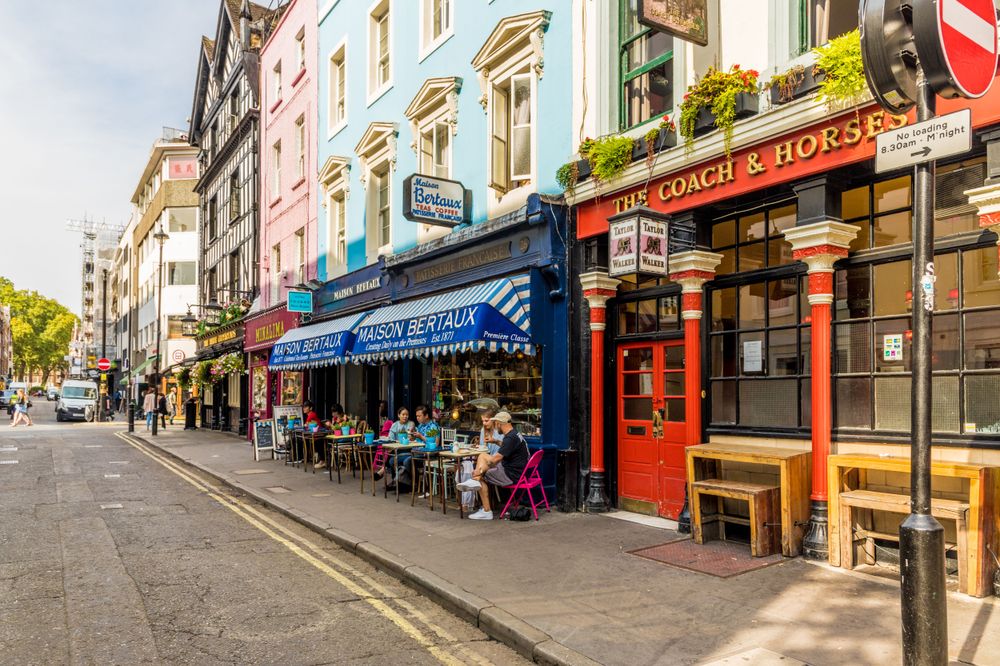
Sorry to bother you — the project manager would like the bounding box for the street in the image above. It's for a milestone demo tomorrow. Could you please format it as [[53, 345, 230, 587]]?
[[0, 405, 525, 665]]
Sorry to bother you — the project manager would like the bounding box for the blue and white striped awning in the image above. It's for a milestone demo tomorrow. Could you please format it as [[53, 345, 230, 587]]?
[[268, 312, 369, 370], [350, 276, 534, 363]]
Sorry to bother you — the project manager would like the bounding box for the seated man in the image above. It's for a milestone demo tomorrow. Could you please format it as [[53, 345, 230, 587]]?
[[457, 411, 529, 520]]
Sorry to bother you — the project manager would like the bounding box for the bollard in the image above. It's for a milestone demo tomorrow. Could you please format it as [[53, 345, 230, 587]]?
[[128, 401, 135, 433]]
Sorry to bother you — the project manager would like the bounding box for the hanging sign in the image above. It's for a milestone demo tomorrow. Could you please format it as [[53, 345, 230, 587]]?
[[637, 0, 709, 46], [638, 218, 668, 274], [608, 205, 670, 277], [287, 289, 313, 314], [608, 218, 638, 277], [402, 174, 472, 228]]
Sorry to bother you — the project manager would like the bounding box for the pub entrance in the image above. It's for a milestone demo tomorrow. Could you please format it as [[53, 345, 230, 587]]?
[[617, 340, 687, 518]]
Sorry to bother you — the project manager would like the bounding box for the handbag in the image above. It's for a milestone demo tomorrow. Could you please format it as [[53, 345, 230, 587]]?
[[508, 506, 532, 521]]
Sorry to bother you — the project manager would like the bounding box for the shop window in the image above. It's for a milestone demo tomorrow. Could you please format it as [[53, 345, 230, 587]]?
[[618, 275, 667, 291], [711, 204, 798, 276], [935, 161, 986, 238], [167, 207, 197, 233], [617, 296, 682, 336], [619, 0, 674, 130], [281, 372, 303, 405], [431, 350, 542, 436]]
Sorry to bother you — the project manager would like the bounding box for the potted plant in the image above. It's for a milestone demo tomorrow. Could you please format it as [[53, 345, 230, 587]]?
[[812, 29, 865, 109], [587, 134, 636, 185], [193, 360, 214, 386], [765, 64, 826, 105], [423, 423, 440, 450], [177, 367, 192, 390], [679, 64, 760, 157], [639, 114, 678, 167]]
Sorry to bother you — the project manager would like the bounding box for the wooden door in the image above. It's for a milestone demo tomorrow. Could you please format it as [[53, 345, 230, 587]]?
[[617, 340, 687, 519]]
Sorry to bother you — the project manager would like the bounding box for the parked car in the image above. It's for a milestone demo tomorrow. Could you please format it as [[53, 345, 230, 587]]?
[[46, 386, 59, 401], [0, 389, 13, 410], [55, 380, 99, 422]]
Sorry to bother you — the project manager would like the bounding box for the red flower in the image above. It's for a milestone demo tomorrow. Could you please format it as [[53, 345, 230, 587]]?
[[732, 64, 740, 70]]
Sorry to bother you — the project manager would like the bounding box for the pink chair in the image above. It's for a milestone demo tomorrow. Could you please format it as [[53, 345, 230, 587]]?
[[498, 450, 550, 521]]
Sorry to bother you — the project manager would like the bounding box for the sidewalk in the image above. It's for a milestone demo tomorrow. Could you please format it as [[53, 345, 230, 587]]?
[[129, 426, 1000, 666]]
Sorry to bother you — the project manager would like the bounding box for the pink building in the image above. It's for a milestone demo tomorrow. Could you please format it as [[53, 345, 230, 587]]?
[[259, 0, 318, 308]]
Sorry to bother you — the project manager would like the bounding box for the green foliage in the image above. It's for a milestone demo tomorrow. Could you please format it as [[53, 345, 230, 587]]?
[[194, 360, 214, 386], [177, 367, 192, 390], [587, 135, 635, 184], [217, 352, 245, 375], [555, 161, 579, 196], [0, 277, 77, 384], [765, 65, 806, 103], [679, 65, 759, 157], [29, 385, 44, 394], [813, 29, 865, 109]]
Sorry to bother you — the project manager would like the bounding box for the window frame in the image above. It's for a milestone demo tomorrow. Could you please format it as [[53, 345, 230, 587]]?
[[295, 228, 306, 285], [618, 0, 675, 132], [295, 28, 306, 75], [367, 0, 393, 105], [328, 39, 348, 137], [418, 0, 454, 62], [295, 115, 306, 182], [271, 140, 282, 199], [229, 170, 241, 222], [419, 120, 451, 179], [488, 69, 536, 194], [271, 243, 281, 304], [272, 61, 282, 105], [329, 189, 347, 274]]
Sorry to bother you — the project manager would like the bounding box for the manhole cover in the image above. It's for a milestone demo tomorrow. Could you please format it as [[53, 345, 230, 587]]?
[[630, 538, 785, 578]]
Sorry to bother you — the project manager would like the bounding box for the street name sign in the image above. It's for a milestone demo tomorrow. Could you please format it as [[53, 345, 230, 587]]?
[[875, 108, 971, 173], [914, 0, 999, 99]]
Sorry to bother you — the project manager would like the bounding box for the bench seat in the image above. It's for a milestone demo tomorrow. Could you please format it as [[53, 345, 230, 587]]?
[[692, 478, 781, 557]]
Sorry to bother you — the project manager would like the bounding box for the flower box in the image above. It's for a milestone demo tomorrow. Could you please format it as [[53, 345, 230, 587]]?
[[768, 67, 826, 106], [576, 158, 592, 181], [693, 92, 759, 136], [633, 128, 678, 162]]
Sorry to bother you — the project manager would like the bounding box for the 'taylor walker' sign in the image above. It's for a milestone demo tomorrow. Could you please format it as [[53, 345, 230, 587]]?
[[402, 174, 471, 228], [608, 206, 670, 278]]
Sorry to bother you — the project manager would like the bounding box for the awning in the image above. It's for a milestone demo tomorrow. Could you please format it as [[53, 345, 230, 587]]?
[[350, 276, 534, 363], [129, 356, 158, 378], [268, 312, 369, 370]]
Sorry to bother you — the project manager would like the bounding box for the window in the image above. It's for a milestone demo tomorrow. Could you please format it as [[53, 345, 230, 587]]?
[[329, 43, 347, 132], [228, 92, 239, 130], [419, 122, 450, 178], [368, 1, 391, 98], [620, 0, 674, 130], [271, 244, 281, 303], [272, 141, 282, 198], [490, 72, 533, 193], [273, 62, 282, 103], [420, 0, 453, 58], [207, 197, 218, 241], [617, 295, 681, 336], [167, 262, 196, 286], [711, 204, 797, 275], [295, 228, 306, 285], [374, 166, 391, 250], [355, 122, 397, 260], [799, 0, 859, 49], [229, 171, 241, 221], [295, 28, 306, 73], [295, 116, 306, 181], [229, 252, 240, 295], [207, 268, 217, 304], [330, 192, 347, 270]]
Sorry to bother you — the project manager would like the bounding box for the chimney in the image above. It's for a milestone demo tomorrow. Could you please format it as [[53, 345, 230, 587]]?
[[240, 0, 251, 48]]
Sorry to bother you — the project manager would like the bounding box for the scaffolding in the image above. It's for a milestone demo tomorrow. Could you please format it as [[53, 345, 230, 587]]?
[[66, 217, 125, 373]]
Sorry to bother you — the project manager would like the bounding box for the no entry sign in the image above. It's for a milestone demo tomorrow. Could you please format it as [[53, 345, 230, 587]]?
[[914, 0, 999, 99], [96, 358, 111, 372]]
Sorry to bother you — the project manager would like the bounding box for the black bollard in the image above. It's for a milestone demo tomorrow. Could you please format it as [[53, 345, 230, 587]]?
[[128, 400, 135, 433], [184, 398, 198, 430]]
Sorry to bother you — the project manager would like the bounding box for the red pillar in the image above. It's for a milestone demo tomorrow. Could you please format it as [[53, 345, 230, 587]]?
[[683, 292, 702, 447]]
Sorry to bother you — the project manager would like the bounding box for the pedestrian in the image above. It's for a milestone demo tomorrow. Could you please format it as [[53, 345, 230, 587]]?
[[142, 387, 156, 430], [457, 411, 530, 520], [8, 389, 18, 421], [114, 389, 123, 413], [157, 392, 168, 429], [10, 390, 32, 427], [167, 389, 177, 425], [103, 393, 115, 421]]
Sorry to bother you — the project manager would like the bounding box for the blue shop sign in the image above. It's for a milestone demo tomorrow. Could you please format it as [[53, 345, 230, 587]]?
[[287, 289, 313, 313], [402, 174, 471, 228], [268, 312, 368, 369], [316, 261, 389, 315]]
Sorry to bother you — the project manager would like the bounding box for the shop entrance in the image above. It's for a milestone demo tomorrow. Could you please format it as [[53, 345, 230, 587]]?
[[617, 341, 687, 519]]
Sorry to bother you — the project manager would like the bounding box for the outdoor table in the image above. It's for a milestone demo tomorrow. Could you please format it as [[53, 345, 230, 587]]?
[[286, 429, 305, 468], [437, 448, 490, 518], [325, 433, 364, 484], [381, 441, 416, 501], [301, 429, 331, 474]]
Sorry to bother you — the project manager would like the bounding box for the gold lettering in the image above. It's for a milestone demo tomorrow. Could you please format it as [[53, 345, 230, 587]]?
[[686, 173, 702, 194], [717, 159, 735, 183], [746, 152, 766, 176], [775, 141, 795, 167], [843, 119, 862, 145], [820, 126, 840, 153], [700, 166, 717, 189], [658, 180, 672, 201], [796, 134, 818, 159], [670, 178, 687, 198], [888, 113, 909, 130], [865, 111, 884, 139]]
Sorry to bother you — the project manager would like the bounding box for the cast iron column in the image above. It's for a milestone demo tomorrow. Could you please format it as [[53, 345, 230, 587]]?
[[580, 271, 620, 513], [899, 74, 947, 665], [100, 268, 108, 422], [151, 227, 168, 437]]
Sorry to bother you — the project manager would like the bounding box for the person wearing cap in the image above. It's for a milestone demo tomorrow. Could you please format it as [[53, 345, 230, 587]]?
[[457, 410, 530, 520]]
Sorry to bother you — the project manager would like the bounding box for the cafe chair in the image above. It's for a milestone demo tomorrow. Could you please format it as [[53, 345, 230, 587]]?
[[498, 450, 550, 521], [441, 428, 457, 445]]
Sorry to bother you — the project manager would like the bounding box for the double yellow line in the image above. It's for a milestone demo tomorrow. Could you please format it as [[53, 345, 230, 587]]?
[[114, 432, 495, 666]]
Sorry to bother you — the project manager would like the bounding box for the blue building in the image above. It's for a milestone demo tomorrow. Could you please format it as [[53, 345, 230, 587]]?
[[268, 2, 575, 502]]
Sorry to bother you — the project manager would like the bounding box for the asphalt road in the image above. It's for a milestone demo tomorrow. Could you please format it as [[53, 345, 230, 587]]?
[[0, 403, 525, 665]]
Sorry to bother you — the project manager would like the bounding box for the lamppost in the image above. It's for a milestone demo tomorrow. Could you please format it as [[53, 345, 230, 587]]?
[[151, 225, 169, 436], [99, 267, 108, 422]]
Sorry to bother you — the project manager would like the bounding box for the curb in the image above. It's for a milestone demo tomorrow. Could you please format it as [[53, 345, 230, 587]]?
[[125, 432, 600, 666]]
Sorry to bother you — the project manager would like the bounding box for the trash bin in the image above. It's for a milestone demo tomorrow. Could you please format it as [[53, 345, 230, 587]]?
[[184, 398, 198, 430], [556, 448, 579, 512]]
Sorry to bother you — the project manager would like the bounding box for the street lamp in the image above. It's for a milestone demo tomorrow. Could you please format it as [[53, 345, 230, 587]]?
[[151, 225, 169, 436]]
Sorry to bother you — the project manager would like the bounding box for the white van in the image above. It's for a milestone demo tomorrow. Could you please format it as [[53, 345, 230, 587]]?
[[56, 380, 99, 422]]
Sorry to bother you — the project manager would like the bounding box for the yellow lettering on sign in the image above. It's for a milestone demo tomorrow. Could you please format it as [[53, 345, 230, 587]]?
[[700, 166, 717, 189], [796, 134, 818, 159], [717, 159, 734, 184], [843, 118, 862, 145], [775, 141, 795, 167], [820, 126, 840, 153], [865, 111, 884, 139], [686, 173, 702, 194]]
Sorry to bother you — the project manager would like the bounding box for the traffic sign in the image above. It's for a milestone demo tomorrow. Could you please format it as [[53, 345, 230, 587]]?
[[96, 357, 112, 372], [875, 108, 971, 173], [914, 0, 999, 99], [860, 0, 919, 113]]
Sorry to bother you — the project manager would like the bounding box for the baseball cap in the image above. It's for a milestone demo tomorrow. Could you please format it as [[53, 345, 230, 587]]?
[[492, 411, 512, 423]]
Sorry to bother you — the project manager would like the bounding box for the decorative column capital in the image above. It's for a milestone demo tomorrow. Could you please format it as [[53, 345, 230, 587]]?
[[580, 271, 620, 311], [966, 181, 1000, 235], [669, 250, 723, 292], [783, 220, 858, 274]]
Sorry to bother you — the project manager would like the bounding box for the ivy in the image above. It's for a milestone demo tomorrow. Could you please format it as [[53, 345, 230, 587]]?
[[679, 64, 759, 157], [555, 161, 579, 196], [813, 29, 865, 109]]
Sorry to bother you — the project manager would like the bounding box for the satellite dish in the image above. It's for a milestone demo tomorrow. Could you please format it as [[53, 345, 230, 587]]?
[[860, 0, 919, 114]]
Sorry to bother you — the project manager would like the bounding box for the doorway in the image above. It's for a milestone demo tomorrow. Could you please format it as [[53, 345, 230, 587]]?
[[617, 340, 687, 519]]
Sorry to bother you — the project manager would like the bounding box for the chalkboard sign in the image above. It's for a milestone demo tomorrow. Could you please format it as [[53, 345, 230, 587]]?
[[253, 418, 277, 461]]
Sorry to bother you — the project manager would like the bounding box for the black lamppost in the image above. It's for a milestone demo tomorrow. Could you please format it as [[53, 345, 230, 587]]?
[[99, 267, 108, 422], [151, 225, 169, 436]]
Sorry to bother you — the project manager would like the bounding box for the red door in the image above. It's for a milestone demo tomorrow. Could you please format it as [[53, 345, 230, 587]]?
[[618, 341, 687, 519]]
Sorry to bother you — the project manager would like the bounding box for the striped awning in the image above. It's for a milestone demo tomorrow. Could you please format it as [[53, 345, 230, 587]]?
[[350, 276, 534, 363], [268, 312, 369, 370]]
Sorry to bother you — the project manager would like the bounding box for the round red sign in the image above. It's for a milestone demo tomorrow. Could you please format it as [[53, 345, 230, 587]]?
[[915, 0, 999, 99], [96, 358, 111, 372]]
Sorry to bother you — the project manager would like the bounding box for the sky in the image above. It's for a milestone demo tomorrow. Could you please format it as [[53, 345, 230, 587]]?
[[0, 1, 220, 316]]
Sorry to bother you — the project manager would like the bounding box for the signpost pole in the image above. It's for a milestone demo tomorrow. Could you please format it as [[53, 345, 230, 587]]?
[[899, 70, 947, 666]]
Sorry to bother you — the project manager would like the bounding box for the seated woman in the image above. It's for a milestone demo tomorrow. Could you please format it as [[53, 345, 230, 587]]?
[[324, 403, 347, 430], [380, 406, 415, 485], [457, 408, 504, 511], [378, 400, 393, 437]]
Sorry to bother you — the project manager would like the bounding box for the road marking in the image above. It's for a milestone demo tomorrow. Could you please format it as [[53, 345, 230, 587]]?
[[0, 460, 19, 465], [104, 474, 121, 479], [109, 461, 129, 465], [0, 446, 17, 452], [100, 503, 124, 509], [84, 445, 103, 448], [114, 432, 488, 666]]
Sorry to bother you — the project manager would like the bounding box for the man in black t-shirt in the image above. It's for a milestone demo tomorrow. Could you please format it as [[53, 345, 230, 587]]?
[[457, 411, 529, 520]]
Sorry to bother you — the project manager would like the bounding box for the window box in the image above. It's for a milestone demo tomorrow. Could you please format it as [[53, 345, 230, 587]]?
[[768, 67, 825, 106], [693, 92, 759, 137], [632, 127, 677, 162], [575, 158, 592, 181]]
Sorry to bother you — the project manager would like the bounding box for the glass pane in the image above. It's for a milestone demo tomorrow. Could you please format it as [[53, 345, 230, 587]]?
[[511, 126, 531, 178], [623, 63, 673, 129], [711, 380, 736, 424], [739, 282, 766, 328], [842, 185, 869, 220], [666, 398, 685, 422], [835, 266, 871, 319], [659, 297, 679, 330], [835, 321, 872, 374], [738, 380, 797, 428], [769, 278, 798, 326], [637, 275, 662, 290], [623, 397, 653, 420], [874, 175, 911, 213], [964, 310, 1000, 369], [665, 373, 684, 396], [622, 347, 653, 371], [836, 378, 871, 429], [738, 212, 766, 242], [768, 205, 797, 235], [664, 345, 684, 369], [625, 30, 672, 70], [739, 331, 765, 375], [964, 374, 1000, 433], [712, 219, 735, 248], [638, 299, 657, 333], [801, 378, 812, 429], [739, 241, 765, 272], [717, 248, 736, 275], [932, 313, 960, 371], [769, 328, 799, 376], [711, 287, 737, 331], [873, 260, 912, 316], [935, 161, 986, 238], [875, 376, 911, 431], [618, 302, 637, 335], [768, 237, 794, 266], [847, 219, 870, 253], [801, 326, 812, 375], [711, 333, 737, 377], [623, 373, 653, 395], [933, 375, 960, 433], [873, 211, 912, 247], [963, 247, 1000, 308], [875, 318, 912, 373]]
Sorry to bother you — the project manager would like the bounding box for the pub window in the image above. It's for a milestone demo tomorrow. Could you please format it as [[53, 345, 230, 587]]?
[[792, 0, 859, 52], [708, 276, 811, 429], [711, 203, 797, 275], [617, 295, 682, 336], [619, 0, 674, 130]]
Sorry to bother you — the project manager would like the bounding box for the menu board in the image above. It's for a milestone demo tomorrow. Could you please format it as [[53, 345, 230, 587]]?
[[253, 419, 276, 461], [273, 404, 304, 447]]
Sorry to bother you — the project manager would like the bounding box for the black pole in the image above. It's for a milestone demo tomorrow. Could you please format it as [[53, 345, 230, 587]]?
[[100, 269, 108, 422], [151, 235, 164, 437], [899, 71, 948, 666]]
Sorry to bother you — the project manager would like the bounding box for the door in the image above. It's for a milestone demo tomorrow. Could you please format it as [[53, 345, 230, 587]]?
[[617, 341, 687, 519]]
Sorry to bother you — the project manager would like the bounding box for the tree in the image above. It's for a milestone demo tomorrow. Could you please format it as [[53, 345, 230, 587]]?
[[0, 277, 77, 383]]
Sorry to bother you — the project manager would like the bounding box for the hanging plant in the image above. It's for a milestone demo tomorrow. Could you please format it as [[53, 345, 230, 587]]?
[[556, 161, 580, 196], [679, 64, 760, 157], [643, 114, 677, 169], [196, 320, 209, 337], [194, 360, 215, 385], [813, 29, 865, 109], [587, 135, 636, 184], [177, 367, 192, 390], [217, 352, 245, 375], [765, 65, 806, 104]]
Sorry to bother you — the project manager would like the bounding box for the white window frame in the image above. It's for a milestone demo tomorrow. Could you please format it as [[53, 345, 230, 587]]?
[[272, 61, 282, 104], [295, 28, 306, 74], [487, 68, 537, 195], [354, 122, 397, 261], [328, 38, 348, 137], [366, 0, 393, 105], [272, 141, 282, 199], [419, 121, 451, 180], [328, 189, 348, 276], [295, 116, 306, 181], [371, 165, 392, 256], [295, 228, 306, 285], [271, 244, 281, 303], [418, 0, 454, 62]]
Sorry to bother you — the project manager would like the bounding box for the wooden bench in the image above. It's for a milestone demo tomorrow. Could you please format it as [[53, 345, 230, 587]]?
[[686, 443, 811, 557], [829, 453, 999, 597], [692, 478, 781, 557], [838, 489, 970, 593]]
